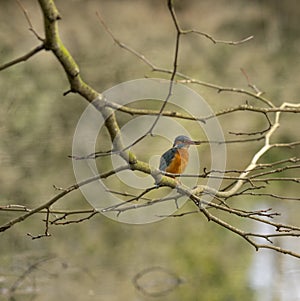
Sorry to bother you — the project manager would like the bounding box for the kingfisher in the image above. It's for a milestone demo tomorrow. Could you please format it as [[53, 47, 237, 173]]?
[[159, 135, 194, 175]]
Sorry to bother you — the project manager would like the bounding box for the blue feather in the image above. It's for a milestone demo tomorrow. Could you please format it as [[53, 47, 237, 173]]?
[[159, 147, 177, 171]]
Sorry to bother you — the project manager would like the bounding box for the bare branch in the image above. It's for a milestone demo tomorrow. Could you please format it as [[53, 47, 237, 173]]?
[[0, 44, 44, 71], [1, 0, 299, 260], [50, 210, 98, 225], [16, 0, 43, 40], [27, 207, 51, 239], [0, 165, 129, 233], [240, 67, 264, 96], [186, 30, 254, 45], [192, 103, 300, 199]]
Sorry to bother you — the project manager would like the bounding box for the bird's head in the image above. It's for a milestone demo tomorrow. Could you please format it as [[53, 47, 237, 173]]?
[[172, 135, 194, 148]]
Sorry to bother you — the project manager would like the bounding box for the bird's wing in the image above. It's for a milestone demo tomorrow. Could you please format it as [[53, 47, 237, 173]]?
[[159, 147, 177, 171]]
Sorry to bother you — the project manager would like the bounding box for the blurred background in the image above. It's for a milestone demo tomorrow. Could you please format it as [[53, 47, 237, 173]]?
[[0, 0, 299, 300]]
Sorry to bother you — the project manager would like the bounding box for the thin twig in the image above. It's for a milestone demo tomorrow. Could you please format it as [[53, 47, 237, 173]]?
[[183, 29, 253, 45], [0, 165, 129, 233], [0, 44, 44, 71], [16, 0, 44, 40]]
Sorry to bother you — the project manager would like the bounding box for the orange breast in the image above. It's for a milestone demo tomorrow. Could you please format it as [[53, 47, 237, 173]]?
[[165, 149, 189, 174]]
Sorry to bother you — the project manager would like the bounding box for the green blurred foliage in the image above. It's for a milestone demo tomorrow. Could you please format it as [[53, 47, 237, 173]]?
[[0, 0, 299, 300]]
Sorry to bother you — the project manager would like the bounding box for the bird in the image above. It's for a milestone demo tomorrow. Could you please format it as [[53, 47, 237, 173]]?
[[159, 135, 194, 175]]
